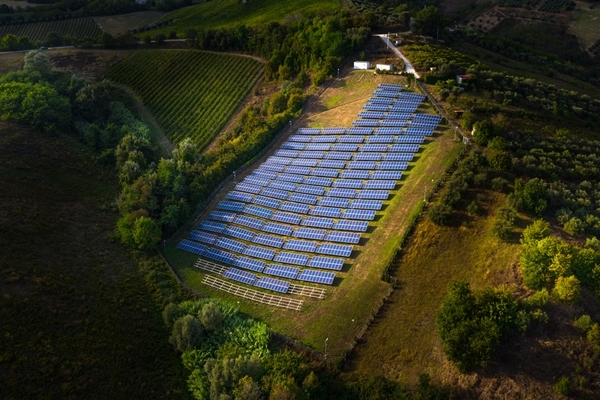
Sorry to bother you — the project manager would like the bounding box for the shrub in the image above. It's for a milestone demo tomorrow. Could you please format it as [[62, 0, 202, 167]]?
[[492, 219, 513, 241], [169, 315, 204, 353], [563, 217, 585, 236], [554, 376, 571, 396], [522, 289, 549, 309], [198, 302, 223, 331], [466, 201, 478, 215], [553, 275, 580, 304], [587, 323, 600, 346], [429, 203, 453, 225], [574, 315, 593, 333], [491, 177, 509, 192]]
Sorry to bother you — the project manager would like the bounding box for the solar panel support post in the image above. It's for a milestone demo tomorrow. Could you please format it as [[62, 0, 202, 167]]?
[[324, 337, 329, 359], [233, 171, 237, 184]]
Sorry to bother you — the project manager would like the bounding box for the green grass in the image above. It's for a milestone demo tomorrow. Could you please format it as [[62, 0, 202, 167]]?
[[344, 188, 523, 383], [570, 2, 600, 50], [153, 0, 340, 34], [162, 71, 465, 359], [0, 17, 102, 41], [0, 121, 188, 399], [105, 50, 263, 149]]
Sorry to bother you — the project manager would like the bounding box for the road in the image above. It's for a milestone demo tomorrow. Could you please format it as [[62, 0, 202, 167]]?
[[375, 34, 420, 78]]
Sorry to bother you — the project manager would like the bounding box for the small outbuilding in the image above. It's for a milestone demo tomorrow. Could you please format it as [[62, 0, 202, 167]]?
[[354, 61, 371, 70], [376, 64, 393, 71], [456, 74, 472, 85]]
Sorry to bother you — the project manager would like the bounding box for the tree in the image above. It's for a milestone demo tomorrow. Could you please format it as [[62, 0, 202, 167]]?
[[553, 275, 580, 304], [163, 302, 184, 329], [233, 376, 263, 400], [23, 50, 52, 75], [428, 203, 452, 225], [169, 315, 204, 352], [412, 6, 444, 38], [154, 33, 166, 44], [132, 215, 161, 251], [472, 120, 494, 145], [198, 302, 223, 331]]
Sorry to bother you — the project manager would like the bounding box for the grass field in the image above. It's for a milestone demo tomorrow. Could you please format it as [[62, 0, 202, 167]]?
[[570, 1, 600, 50], [94, 11, 166, 36], [105, 50, 264, 149], [0, 17, 102, 41], [0, 121, 188, 399], [162, 70, 465, 360], [152, 0, 340, 35]]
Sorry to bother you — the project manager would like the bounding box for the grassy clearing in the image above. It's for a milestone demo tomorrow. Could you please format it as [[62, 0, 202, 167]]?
[[344, 189, 523, 383], [94, 11, 167, 36], [105, 50, 263, 149], [164, 70, 465, 359], [0, 122, 188, 399], [570, 1, 600, 49], [153, 0, 339, 34]]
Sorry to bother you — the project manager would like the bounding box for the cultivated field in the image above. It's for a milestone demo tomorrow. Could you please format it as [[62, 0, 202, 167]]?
[[105, 50, 264, 149], [569, 1, 600, 50], [94, 11, 166, 36], [152, 0, 339, 34], [0, 17, 102, 41], [164, 70, 465, 359]]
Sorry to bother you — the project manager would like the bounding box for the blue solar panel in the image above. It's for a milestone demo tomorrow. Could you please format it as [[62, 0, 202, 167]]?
[[381, 153, 413, 162], [266, 156, 293, 165], [310, 135, 337, 143], [307, 256, 344, 271], [337, 135, 364, 143], [333, 220, 369, 232], [252, 195, 281, 209], [269, 180, 297, 191], [208, 211, 237, 223], [297, 269, 335, 285], [215, 237, 246, 253], [369, 96, 395, 104], [377, 161, 408, 170], [259, 163, 285, 172], [357, 190, 390, 199], [264, 264, 300, 279], [310, 206, 342, 218], [205, 247, 237, 264], [331, 143, 359, 152], [279, 201, 310, 214], [296, 184, 325, 196], [354, 119, 379, 127], [342, 209, 376, 220], [311, 168, 339, 178], [189, 230, 218, 244], [178, 239, 207, 255], [293, 227, 326, 240], [224, 225, 255, 241], [346, 128, 373, 135], [288, 193, 318, 205], [405, 128, 434, 136], [274, 252, 309, 266], [274, 150, 299, 158], [243, 245, 276, 260], [284, 166, 312, 175], [276, 173, 304, 183], [243, 176, 271, 187], [262, 222, 294, 236], [364, 180, 397, 189], [379, 119, 408, 127], [318, 160, 346, 169], [281, 141, 306, 150], [251, 170, 278, 179], [244, 204, 273, 219], [387, 112, 412, 119], [253, 233, 285, 248], [359, 144, 388, 152], [297, 127, 321, 135], [288, 135, 312, 142], [318, 197, 350, 208], [290, 158, 318, 167], [254, 277, 290, 294], [235, 183, 262, 194], [323, 127, 346, 134], [271, 212, 302, 225], [232, 256, 265, 273], [316, 243, 353, 257], [364, 103, 390, 111], [333, 179, 364, 189], [234, 214, 264, 230], [225, 191, 254, 202], [347, 161, 377, 170], [217, 200, 246, 212], [303, 176, 333, 187], [305, 143, 331, 151], [260, 187, 290, 200], [375, 127, 404, 135], [299, 151, 325, 158], [340, 170, 370, 179], [324, 231, 361, 244], [371, 171, 402, 180], [394, 135, 425, 144], [366, 135, 394, 143], [198, 220, 227, 233], [353, 153, 382, 161], [284, 239, 318, 253], [379, 83, 403, 91], [358, 111, 386, 119], [324, 152, 352, 161], [302, 216, 335, 229], [325, 188, 356, 198], [349, 199, 383, 210], [223, 267, 256, 285]]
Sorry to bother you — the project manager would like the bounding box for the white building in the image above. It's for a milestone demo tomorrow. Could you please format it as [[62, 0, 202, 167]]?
[[376, 64, 393, 71], [353, 61, 371, 70]]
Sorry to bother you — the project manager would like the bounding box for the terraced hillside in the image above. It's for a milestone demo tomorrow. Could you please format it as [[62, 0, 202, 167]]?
[[0, 17, 102, 41], [105, 50, 264, 149]]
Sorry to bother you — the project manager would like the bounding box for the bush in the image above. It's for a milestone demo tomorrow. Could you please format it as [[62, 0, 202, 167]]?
[[492, 219, 513, 241], [574, 315, 593, 332], [198, 302, 223, 331], [466, 201, 478, 215], [553, 275, 580, 304], [154, 33, 166, 44], [564, 217, 585, 236], [522, 289, 549, 309], [472, 120, 494, 145], [587, 323, 600, 346], [491, 177, 509, 192], [554, 376, 571, 396], [169, 315, 204, 353], [429, 203, 453, 225]]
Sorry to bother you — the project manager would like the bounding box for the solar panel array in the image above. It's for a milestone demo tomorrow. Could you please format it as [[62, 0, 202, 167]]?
[[179, 85, 443, 297]]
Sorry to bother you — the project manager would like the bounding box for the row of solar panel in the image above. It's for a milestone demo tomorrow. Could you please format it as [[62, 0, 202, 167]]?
[[274, 150, 413, 162], [287, 135, 428, 144], [264, 158, 409, 170], [245, 175, 399, 190], [281, 138, 424, 151], [227, 189, 384, 210], [233, 182, 393, 201], [352, 121, 436, 132]]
